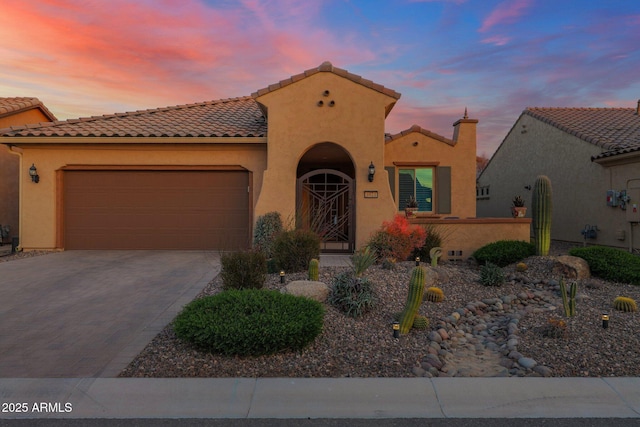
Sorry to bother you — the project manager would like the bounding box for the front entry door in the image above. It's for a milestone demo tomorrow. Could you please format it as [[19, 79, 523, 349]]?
[[297, 169, 354, 253]]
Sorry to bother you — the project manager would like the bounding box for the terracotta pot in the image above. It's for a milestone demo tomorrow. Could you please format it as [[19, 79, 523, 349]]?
[[405, 207, 418, 218], [511, 207, 527, 218]]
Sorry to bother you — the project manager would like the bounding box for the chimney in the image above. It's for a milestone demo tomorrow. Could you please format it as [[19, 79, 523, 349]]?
[[452, 107, 478, 146]]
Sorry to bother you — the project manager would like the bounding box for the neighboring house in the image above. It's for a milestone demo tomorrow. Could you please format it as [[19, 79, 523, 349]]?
[[0, 62, 527, 254], [477, 104, 640, 252], [0, 97, 57, 246]]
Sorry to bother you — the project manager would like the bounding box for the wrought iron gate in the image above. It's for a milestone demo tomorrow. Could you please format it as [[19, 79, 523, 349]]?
[[297, 169, 354, 253]]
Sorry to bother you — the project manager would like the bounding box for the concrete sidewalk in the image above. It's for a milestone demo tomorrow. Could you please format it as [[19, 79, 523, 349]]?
[[1, 377, 639, 419]]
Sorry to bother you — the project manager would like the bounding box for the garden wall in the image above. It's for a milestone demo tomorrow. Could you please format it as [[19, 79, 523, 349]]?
[[410, 217, 531, 262]]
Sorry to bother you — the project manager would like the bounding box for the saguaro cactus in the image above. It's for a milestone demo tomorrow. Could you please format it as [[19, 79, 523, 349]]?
[[532, 175, 552, 256], [308, 258, 319, 281], [399, 266, 426, 335]]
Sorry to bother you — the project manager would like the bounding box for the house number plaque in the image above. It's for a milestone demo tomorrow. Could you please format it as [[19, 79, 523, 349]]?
[[364, 191, 378, 198]]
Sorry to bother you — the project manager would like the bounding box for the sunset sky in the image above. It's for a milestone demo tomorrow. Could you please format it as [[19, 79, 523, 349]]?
[[1, 0, 638, 156]]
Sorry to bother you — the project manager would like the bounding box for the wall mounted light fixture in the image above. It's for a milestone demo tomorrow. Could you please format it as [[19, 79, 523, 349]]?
[[368, 161, 375, 182], [29, 164, 40, 183]]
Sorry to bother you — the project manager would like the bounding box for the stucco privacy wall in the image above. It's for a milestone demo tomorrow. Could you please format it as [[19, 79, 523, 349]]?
[[253, 71, 398, 249], [477, 113, 639, 249], [18, 143, 266, 249], [412, 218, 531, 261]]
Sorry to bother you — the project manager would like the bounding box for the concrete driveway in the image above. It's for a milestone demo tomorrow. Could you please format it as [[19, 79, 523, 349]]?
[[0, 250, 219, 377]]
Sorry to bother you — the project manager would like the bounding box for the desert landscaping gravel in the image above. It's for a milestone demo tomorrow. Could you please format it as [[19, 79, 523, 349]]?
[[118, 242, 640, 378], [4, 244, 639, 378]]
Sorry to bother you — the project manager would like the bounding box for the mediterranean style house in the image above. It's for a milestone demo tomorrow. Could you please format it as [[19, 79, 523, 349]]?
[[0, 62, 528, 255], [0, 97, 57, 246], [477, 104, 640, 252]]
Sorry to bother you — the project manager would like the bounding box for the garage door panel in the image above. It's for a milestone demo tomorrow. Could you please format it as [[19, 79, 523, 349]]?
[[64, 170, 250, 250]]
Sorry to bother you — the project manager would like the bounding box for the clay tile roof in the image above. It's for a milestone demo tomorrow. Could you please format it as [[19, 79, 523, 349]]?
[[251, 61, 402, 100], [524, 107, 640, 159], [385, 124, 455, 146], [0, 97, 57, 121], [0, 96, 266, 138]]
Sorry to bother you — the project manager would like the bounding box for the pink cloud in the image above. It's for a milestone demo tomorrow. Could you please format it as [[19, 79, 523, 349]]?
[[0, 0, 376, 119], [479, 0, 532, 33]]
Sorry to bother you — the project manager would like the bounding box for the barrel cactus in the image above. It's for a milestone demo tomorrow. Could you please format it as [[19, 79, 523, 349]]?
[[424, 286, 444, 303], [613, 296, 637, 312], [308, 258, 319, 281], [412, 315, 429, 330], [532, 175, 552, 256], [399, 266, 426, 335]]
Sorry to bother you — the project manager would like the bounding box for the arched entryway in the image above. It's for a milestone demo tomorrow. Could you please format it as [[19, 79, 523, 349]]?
[[296, 143, 355, 253]]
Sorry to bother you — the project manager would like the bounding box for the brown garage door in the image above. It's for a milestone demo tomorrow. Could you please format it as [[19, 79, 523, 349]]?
[[63, 170, 250, 250]]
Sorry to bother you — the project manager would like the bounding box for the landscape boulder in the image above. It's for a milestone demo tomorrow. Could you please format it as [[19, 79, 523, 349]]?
[[552, 255, 591, 280], [281, 280, 329, 302]]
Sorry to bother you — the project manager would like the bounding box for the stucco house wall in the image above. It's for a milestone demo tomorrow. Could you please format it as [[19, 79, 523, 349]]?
[[0, 98, 56, 244], [477, 109, 640, 251], [17, 143, 266, 249], [253, 71, 398, 249]]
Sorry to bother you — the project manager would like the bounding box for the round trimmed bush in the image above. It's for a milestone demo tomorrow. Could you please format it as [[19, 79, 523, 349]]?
[[472, 240, 536, 267], [174, 289, 324, 356], [569, 246, 640, 285]]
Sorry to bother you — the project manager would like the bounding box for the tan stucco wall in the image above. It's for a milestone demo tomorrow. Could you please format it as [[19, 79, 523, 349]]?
[[254, 72, 398, 249], [477, 114, 640, 251], [412, 217, 531, 261], [0, 108, 53, 243], [17, 143, 266, 249], [384, 125, 477, 218]]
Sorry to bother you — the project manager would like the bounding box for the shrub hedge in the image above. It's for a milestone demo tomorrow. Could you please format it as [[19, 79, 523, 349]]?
[[472, 240, 536, 267], [174, 289, 324, 356], [272, 228, 321, 272], [569, 246, 640, 285], [220, 250, 267, 290]]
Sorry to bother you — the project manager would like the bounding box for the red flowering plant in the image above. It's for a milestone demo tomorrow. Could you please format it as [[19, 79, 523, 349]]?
[[367, 214, 427, 261]]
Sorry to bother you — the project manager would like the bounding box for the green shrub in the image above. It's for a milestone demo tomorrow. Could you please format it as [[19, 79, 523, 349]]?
[[220, 250, 267, 290], [367, 214, 426, 261], [328, 271, 377, 318], [473, 240, 536, 267], [272, 228, 321, 272], [253, 212, 283, 259], [174, 289, 324, 356], [412, 224, 444, 262], [479, 262, 505, 286], [569, 246, 640, 285]]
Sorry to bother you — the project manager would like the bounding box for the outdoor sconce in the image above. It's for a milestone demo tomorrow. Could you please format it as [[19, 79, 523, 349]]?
[[368, 161, 375, 182], [29, 164, 40, 183], [602, 313, 609, 329], [524, 185, 532, 191]]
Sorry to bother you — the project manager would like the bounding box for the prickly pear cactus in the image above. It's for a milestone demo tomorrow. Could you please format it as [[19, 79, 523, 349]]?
[[532, 175, 552, 256], [308, 258, 319, 281], [399, 266, 426, 335]]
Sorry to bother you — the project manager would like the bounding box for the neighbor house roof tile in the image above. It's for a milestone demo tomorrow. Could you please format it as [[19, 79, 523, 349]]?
[[0, 96, 266, 138], [0, 97, 57, 121], [524, 107, 640, 159]]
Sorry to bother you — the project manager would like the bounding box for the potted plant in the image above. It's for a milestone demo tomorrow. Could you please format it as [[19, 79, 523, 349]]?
[[511, 195, 527, 218], [405, 195, 419, 218]]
